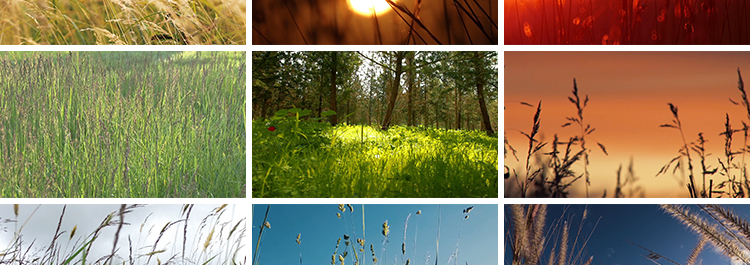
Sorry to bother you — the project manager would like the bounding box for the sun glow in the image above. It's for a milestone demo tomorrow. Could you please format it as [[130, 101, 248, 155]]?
[[348, 0, 391, 16]]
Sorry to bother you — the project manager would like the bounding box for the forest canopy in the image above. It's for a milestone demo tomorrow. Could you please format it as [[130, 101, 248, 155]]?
[[252, 51, 498, 134]]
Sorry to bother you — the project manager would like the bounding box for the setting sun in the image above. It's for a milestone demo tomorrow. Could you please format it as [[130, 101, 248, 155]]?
[[348, 0, 391, 16]]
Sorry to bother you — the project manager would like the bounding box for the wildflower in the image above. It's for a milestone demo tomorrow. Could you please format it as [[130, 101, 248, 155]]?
[[268, 126, 276, 132]]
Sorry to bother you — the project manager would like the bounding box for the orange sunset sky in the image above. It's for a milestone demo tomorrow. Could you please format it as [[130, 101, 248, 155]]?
[[505, 51, 750, 197]]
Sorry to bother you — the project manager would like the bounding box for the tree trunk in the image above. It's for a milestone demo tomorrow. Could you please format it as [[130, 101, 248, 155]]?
[[455, 87, 461, 130], [474, 52, 495, 136], [329, 52, 338, 126], [317, 94, 322, 120], [346, 98, 350, 124], [381, 52, 406, 130], [423, 86, 428, 127], [407, 52, 415, 127]]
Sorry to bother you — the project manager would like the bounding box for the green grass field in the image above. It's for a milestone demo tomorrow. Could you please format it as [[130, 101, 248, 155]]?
[[252, 115, 498, 198], [0, 51, 245, 198]]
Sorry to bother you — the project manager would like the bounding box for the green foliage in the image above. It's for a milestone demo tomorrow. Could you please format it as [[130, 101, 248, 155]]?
[[0, 51, 245, 198], [252, 117, 498, 198]]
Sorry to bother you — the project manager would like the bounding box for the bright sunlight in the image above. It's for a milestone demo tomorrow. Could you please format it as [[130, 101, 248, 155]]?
[[348, 0, 391, 16]]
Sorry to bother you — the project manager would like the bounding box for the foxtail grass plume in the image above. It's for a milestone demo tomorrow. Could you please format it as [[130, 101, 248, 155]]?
[[382, 220, 389, 236]]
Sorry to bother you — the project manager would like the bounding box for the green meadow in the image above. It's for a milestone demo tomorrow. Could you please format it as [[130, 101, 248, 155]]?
[[0, 51, 245, 198], [252, 51, 499, 198], [252, 118, 498, 198]]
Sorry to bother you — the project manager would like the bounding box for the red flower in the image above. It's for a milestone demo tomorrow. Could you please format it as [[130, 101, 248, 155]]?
[[268, 126, 276, 132]]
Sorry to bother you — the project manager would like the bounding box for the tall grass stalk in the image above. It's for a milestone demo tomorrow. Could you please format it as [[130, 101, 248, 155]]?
[[0, 204, 243, 264], [658, 103, 699, 197], [506, 205, 596, 265], [0, 51, 245, 198], [562, 80, 607, 197], [0, 0, 246, 44]]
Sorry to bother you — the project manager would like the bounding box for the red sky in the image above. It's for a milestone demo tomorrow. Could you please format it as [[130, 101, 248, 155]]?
[[505, 51, 750, 197]]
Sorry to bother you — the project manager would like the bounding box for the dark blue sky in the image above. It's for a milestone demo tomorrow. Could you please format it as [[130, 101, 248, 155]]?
[[253, 204, 498, 265], [504, 204, 750, 265]]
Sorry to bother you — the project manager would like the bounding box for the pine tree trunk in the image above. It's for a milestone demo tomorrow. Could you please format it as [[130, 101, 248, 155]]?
[[381, 52, 406, 130], [474, 51, 495, 136], [329, 52, 338, 126]]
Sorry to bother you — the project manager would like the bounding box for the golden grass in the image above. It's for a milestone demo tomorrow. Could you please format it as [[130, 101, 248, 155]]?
[[0, 0, 245, 44]]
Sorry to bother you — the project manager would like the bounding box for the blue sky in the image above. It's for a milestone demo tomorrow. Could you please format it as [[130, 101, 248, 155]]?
[[504, 204, 750, 265], [252, 204, 498, 265]]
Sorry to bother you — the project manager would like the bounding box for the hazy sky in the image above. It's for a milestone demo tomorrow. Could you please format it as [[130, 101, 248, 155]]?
[[252, 204, 498, 265], [504, 204, 750, 265], [0, 204, 246, 264], [505, 51, 750, 197]]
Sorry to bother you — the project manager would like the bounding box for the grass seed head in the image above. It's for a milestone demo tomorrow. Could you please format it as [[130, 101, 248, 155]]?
[[264, 221, 271, 229], [13, 205, 18, 217], [69, 225, 77, 240], [203, 227, 215, 251]]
